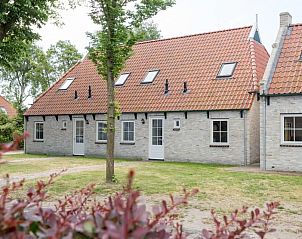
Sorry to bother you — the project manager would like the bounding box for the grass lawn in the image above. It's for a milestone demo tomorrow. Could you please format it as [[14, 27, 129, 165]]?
[[2, 154, 301, 213]]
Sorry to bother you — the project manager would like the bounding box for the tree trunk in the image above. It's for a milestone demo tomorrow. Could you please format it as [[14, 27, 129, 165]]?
[[106, 57, 115, 183]]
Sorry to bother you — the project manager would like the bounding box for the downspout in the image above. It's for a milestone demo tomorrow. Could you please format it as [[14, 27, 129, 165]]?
[[243, 110, 247, 166], [24, 116, 27, 154], [263, 97, 267, 170]]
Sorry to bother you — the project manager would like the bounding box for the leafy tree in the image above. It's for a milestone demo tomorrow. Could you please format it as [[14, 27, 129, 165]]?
[[88, 0, 175, 182], [47, 40, 83, 77], [1, 41, 82, 109], [0, 0, 82, 68], [134, 21, 161, 41], [0, 111, 13, 143]]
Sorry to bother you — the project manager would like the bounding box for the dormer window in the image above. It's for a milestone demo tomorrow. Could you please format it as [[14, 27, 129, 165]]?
[[115, 73, 130, 86], [141, 70, 159, 84], [217, 62, 237, 78], [59, 77, 75, 90]]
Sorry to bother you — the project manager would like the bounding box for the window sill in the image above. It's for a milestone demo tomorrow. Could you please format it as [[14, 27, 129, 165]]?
[[61, 128, 67, 130], [33, 140, 44, 142], [95, 141, 107, 144], [120, 142, 135, 145], [210, 144, 229, 148], [280, 144, 302, 147], [173, 128, 180, 131]]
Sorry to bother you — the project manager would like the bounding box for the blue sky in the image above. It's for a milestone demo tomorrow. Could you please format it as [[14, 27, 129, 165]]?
[[38, 0, 302, 54]]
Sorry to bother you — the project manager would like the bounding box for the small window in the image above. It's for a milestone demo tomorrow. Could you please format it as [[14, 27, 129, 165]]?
[[0, 107, 7, 114], [282, 115, 302, 144], [62, 120, 67, 129], [59, 77, 75, 90], [96, 121, 107, 142], [217, 62, 237, 78], [115, 73, 130, 86], [34, 122, 44, 141], [141, 70, 159, 84], [173, 118, 181, 130], [211, 120, 228, 144], [122, 121, 135, 142]]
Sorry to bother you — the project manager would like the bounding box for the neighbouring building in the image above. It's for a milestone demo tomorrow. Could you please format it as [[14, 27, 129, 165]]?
[[0, 95, 17, 118], [260, 12, 302, 171], [24, 25, 269, 165]]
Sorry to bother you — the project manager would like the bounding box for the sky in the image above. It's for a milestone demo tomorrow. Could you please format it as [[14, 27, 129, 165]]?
[[38, 0, 302, 54]]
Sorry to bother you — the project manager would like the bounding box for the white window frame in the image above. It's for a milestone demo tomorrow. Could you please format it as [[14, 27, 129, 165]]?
[[217, 62, 237, 78], [173, 118, 181, 130], [62, 120, 67, 129], [0, 107, 7, 114], [210, 119, 229, 145], [121, 121, 135, 143], [96, 121, 107, 143], [115, 73, 130, 86], [141, 70, 159, 84], [59, 77, 75, 90], [281, 114, 302, 145], [34, 122, 44, 141]]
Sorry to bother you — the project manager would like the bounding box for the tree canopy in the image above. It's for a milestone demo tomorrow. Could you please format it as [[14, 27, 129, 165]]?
[[88, 0, 175, 182]]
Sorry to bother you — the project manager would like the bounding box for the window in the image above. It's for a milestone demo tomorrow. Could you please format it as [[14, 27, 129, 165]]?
[[282, 115, 302, 144], [62, 121, 67, 129], [173, 118, 180, 130], [34, 122, 44, 141], [300, 51, 302, 61], [211, 120, 228, 144], [96, 121, 107, 142], [59, 77, 75, 90], [115, 73, 130, 86], [0, 107, 7, 114], [217, 62, 237, 78], [141, 70, 159, 84], [122, 121, 135, 142]]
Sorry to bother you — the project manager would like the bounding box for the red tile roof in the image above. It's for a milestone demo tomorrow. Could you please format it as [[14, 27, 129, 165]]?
[[269, 24, 302, 95], [25, 26, 269, 116], [0, 96, 17, 118]]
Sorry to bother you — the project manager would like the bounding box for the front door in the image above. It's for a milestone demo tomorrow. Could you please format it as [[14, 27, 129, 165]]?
[[73, 119, 85, 155], [149, 117, 164, 160]]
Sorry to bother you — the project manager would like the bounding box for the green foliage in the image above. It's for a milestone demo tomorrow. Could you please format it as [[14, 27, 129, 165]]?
[[134, 20, 161, 41], [0, 112, 13, 143], [0, 41, 82, 109]]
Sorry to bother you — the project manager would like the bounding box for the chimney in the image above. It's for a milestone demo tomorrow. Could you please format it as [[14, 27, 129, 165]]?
[[88, 85, 92, 98], [164, 79, 169, 94], [280, 12, 292, 27]]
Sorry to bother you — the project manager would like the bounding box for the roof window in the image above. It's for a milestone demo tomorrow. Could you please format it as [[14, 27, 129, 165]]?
[[59, 77, 75, 90], [217, 62, 237, 78], [141, 70, 159, 84], [0, 107, 7, 114], [115, 73, 130, 86], [299, 51, 302, 61]]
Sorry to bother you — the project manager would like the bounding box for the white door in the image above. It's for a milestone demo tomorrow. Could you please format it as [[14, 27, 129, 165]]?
[[149, 117, 164, 160], [73, 119, 85, 155]]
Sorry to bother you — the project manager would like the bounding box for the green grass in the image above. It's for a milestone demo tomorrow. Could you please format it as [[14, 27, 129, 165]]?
[[2, 155, 302, 212]]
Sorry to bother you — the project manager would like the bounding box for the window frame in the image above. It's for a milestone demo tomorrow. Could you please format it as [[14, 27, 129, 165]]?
[[62, 120, 67, 130], [0, 107, 7, 114], [59, 77, 75, 90], [281, 114, 302, 145], [173, 118, 181, 130], [121, 121, 135, 143], [34, 122, 44, 141], [216, 62, 237, 78], [141, 70, 160, 84], [210, 119, 229, 145], [96, 121, 107, 143], [115, 73, 130, 86]]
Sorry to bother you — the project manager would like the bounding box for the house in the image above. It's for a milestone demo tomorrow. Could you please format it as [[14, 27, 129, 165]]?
[[260, 12, 302, 171], [24, 25, 269, 165], [0, 95, 17, 118]]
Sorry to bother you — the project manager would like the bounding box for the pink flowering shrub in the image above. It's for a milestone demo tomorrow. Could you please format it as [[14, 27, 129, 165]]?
[[0, 136, 279, 238]]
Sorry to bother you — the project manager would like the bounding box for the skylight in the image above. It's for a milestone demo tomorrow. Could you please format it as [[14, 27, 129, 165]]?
[[141, 70, 159, 84], [59, 78, 75, 90], [115, 73, 130, 86], [217, 62, 237, 78], [0, 107, 7, 114], [299, 51, 302, 61]]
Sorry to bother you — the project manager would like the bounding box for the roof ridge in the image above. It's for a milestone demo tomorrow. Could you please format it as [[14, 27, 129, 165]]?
[[290, 23, 302, 27], [136, 25, 253, 45], [0, 95, 11, 105]]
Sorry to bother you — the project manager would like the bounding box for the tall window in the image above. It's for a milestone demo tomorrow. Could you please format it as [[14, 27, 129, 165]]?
[[34, 122, 44, 141], [212, 120, 228, 144], [96, 121, 107, 142], [282, 115, 302, 143], [122, 121, 135, 142]]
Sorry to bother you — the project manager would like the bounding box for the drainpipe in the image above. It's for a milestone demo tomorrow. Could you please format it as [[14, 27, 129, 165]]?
[[24, 116, 27, 154], [243, 110, 247, 166], [263, 97, 267, 170]]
